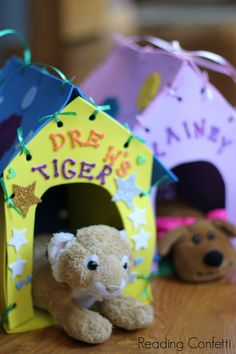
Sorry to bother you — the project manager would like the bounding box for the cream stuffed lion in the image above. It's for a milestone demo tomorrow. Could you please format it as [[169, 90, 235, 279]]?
[[32, 225, 153, 343]]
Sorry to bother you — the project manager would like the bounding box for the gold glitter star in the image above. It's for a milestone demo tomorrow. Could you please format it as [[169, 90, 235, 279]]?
[[12, 182, 41, 217]]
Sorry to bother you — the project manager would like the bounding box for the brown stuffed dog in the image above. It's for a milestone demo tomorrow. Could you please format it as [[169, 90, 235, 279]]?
[[158, 219, 236, 282], [32, 225, 153, 344]]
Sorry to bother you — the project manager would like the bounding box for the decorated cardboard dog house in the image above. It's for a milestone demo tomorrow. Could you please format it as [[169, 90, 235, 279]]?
[[0, 55, 176, 333], [82, 35, 236, 222]]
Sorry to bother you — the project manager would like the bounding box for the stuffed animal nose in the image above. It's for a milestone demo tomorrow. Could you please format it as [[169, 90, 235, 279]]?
[[203, 250, 224, 267], [106, 285, 120, 293]]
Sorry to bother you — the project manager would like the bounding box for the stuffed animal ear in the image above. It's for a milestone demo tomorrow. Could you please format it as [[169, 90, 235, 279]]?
[[158, 226, 187, 256], [212, 219, 236, 237], [47, 232, 75, 281]]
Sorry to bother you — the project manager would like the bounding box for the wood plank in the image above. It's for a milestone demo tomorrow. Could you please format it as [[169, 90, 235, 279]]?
[[0, 271, 235, 353]]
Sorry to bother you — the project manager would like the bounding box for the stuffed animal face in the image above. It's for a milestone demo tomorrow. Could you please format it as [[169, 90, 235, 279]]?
[[47, 225, 132, 302], [158, 219, 236, 282]]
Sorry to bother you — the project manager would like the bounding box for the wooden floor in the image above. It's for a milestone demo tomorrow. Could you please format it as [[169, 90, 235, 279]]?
[[0, 272, 235, 354]]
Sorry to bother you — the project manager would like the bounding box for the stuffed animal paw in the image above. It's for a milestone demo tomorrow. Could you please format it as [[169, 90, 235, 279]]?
[[97, 295, 153, 330], [62, 307, 112, 343]]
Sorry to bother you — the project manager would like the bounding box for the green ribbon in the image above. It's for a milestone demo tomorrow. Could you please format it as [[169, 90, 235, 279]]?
[[62, 75, 76, 87], [124, 123, 146, 147], [31, 62, 74, 86], [141, 171, 171, 197], [17, 127, 31, 158], [140, 188, 151, 197], [138, 262, 175, 297], [152, 174, 170, 188], [0, 303, 16, 325], [39, 111, 77, 125], [0, 178, 21, 215], [138, 271, 159, 298], [0, 29, 31, 64], [140, 162, 172, 198], [89, 97, 110, 118], [157, 257, 175, 277]]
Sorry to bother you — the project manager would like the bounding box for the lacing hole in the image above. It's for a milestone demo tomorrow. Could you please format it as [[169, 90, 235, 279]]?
[[89, 114, 96, 121], [26, 154, 32, 161], [57, 121, 63, 128]]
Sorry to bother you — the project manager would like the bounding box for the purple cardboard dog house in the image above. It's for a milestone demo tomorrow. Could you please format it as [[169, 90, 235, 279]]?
[[82, 35, 236, 223]]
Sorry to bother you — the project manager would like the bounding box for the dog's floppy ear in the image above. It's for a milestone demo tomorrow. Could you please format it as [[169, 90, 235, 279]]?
[[158, 226, 187, 256], [212, 219, 236, 237]]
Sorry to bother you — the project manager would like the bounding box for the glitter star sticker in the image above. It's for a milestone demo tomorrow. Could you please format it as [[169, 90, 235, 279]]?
[[9, 256, 27, 279], [12, 182, 41, 217], [132, 227, 151, 251], [112, 174, 142, 209], [128, 204, 147, 229], [8, 228, 28, 253]]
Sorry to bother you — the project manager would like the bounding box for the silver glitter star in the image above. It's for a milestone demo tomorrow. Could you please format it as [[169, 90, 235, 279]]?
[[132, 227, 151, 250], [128, 204, 147, 229], [9, 256, 27, 279], [8, 228, 28, 253], [112, 173, 142, 209]]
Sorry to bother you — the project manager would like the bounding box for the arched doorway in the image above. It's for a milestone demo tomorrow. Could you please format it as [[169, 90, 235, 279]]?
[[156, 161, 225, 215], [34, 183, 124, 236]]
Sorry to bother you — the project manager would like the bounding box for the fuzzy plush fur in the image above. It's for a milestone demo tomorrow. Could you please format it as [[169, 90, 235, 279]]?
[[32, 225, 153, 344], [158, 218, 236, 282]]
